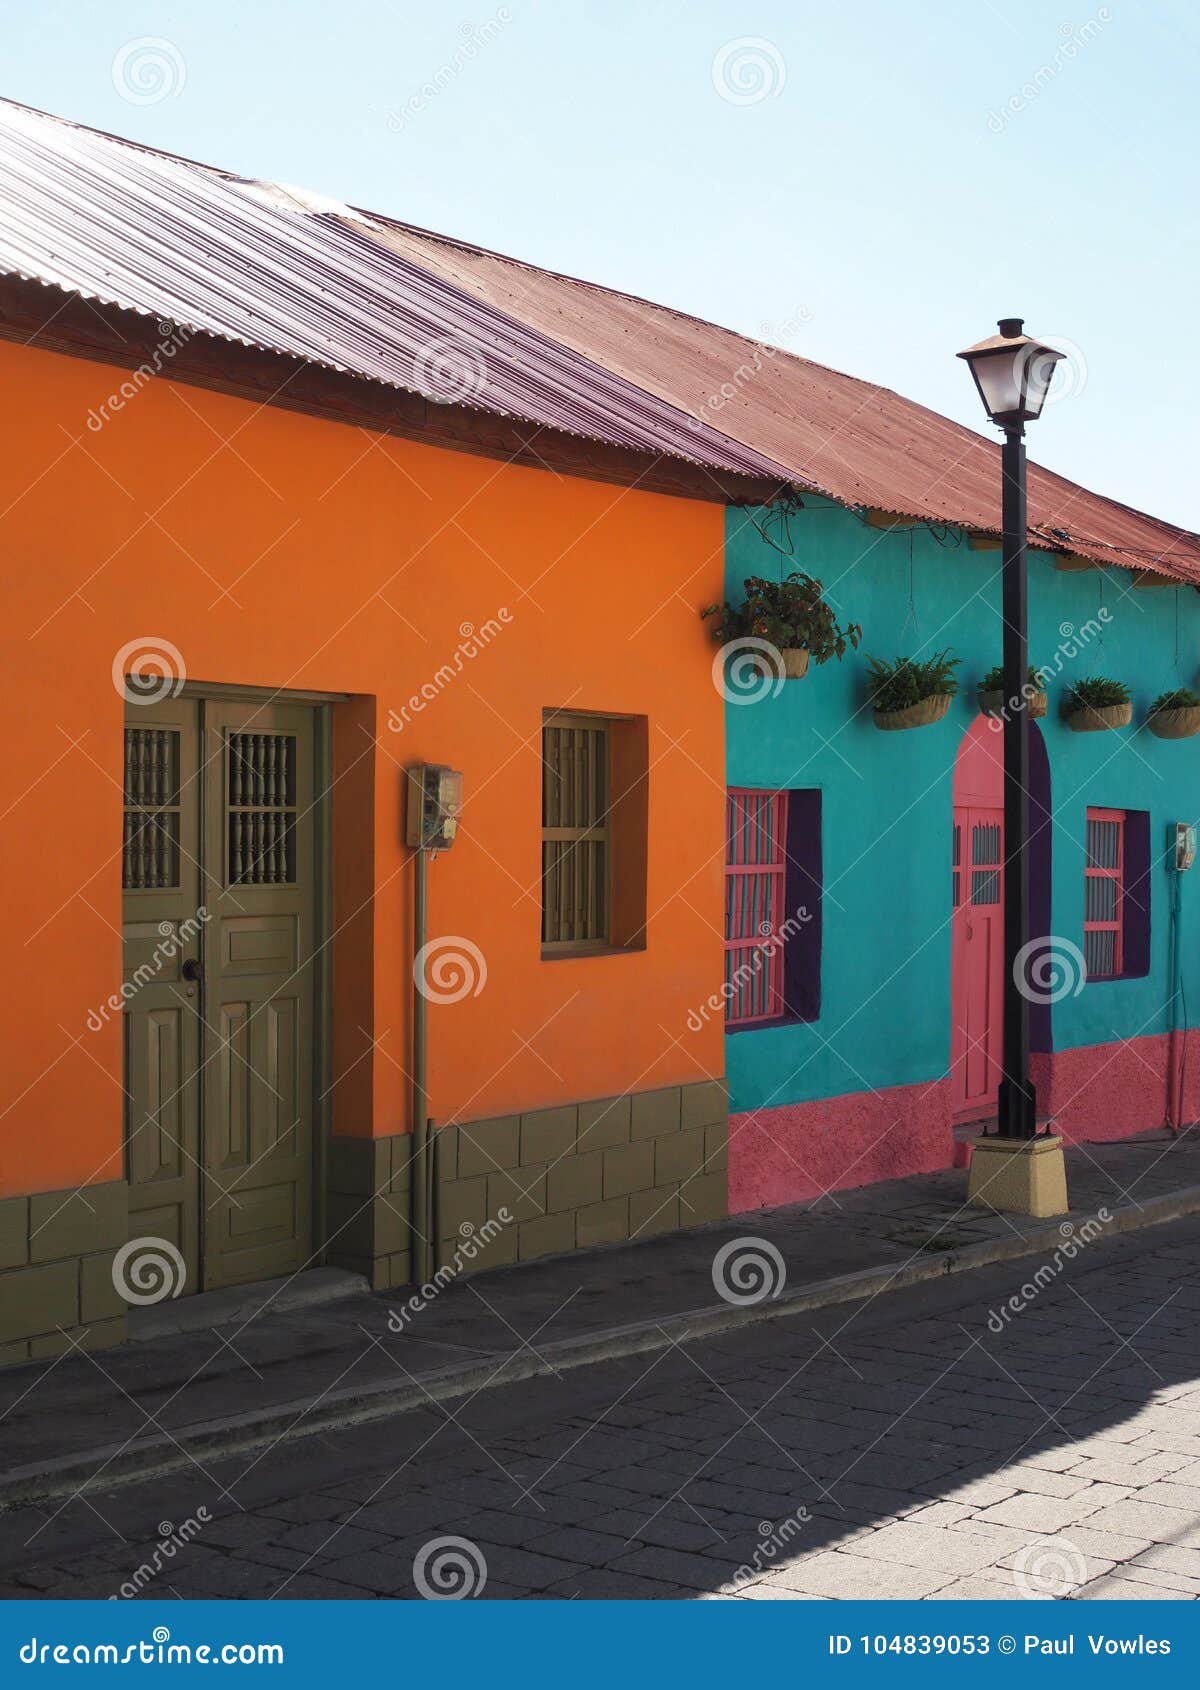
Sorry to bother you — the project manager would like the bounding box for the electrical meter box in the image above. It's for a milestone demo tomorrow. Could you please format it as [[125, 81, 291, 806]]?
[[406, 765, 464, 850], [1170, 822, 1197, 872]]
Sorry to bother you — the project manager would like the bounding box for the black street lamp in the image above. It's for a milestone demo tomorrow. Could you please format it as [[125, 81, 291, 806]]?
[[958, 319, 1064, 1142]]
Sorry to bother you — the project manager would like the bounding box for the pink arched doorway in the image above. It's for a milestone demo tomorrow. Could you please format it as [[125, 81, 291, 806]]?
[[950, 716, 1051, 1124]]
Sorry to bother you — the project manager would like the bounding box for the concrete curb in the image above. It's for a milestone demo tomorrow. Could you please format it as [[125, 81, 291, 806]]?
[[5, 1182, 1199, 1508]]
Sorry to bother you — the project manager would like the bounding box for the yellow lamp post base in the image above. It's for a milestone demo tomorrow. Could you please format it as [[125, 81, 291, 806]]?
[[965, 1133, 1069, 1218]]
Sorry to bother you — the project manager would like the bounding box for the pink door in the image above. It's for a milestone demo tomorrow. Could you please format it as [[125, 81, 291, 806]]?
[[950, 805, 1005, 1122]]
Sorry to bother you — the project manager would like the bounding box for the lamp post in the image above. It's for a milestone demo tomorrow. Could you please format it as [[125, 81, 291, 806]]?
[[957, 320, 1064, 1160]]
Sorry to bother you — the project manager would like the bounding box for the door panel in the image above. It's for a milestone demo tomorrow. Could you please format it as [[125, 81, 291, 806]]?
[[950, 805, 1005, 1122], [122, 699, 203, 1287], [200, 700, 315, 1290], [123, 694, 318, 1294]]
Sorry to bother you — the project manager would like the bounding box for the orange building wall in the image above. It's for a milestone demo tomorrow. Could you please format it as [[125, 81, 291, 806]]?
[[0, 339, 726, 1197]]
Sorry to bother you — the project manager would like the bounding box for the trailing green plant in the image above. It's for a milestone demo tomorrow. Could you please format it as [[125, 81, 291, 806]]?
[[1064, 676, 1131, 712], [866, 649, 960, 714], [701, 572, 862, 665], [979, 663, 1049, 693], [1150, 688, 1200, 713]]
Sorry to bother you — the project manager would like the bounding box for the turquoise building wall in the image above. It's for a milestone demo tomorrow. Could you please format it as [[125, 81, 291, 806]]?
[[723, 496, 1200, 1205]]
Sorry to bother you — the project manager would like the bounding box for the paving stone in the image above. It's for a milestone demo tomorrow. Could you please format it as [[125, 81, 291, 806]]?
[[1074, 1574, 1193, 1600], [268, 1571, 380, 1599], [455, 1543, 587, 1590], [935, 1573, 1045, 1601], [1133, 1479, 1200, 1511], [975, 1493, 1103, 1532], [764, 1550, 956, 1600], [902, 1502, 977, 1528], [734, 1582, 822, 1599], [610, 1545, 740, 1592], [997, 1465, 1094, 1498], [1133, 1543, 1200, 1581], [1107, 1563, 1200, 1596], [401, 1507, 553, 1548], [539, 1568, 694, 1599], [274, 1520, 392, 1558], [257, 1493, 352, 1525], [847, 1522, 1004, 1577], [525, 1527, 639, 1565], [588, 1508, 726, 1552], [351, 1495, 471, 1536], [1082, 1499, 1200, 1545]]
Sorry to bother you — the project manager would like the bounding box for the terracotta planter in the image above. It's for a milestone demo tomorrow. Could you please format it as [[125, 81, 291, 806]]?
[[1065, 700, 1132, 733], [780, 647, 810, 680], [873, 692, 953, 732], [979, 687, 1047, 719], [1148, 704, 1200, 740]]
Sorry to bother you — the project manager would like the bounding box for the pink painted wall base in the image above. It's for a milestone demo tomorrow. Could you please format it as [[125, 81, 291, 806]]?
[[1035, 1031, 1199, 1142], [728, 1079, 954, 1213], [729, 1033, 1199, 1213]]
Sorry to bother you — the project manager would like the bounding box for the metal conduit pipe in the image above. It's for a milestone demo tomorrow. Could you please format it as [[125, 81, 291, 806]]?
[[411, 843, 431, 1285]]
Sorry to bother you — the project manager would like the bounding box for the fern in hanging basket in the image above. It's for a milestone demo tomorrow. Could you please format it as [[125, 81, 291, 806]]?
[[701, 572, 863, 680], [867, 649, 959, 731], [978, 663, 1049, 718], [1063, 676, 1132, 733], [1148, 688, 1200, 740]]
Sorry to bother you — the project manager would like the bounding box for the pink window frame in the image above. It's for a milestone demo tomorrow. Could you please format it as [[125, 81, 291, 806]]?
[[724, 788, 788, 1026], [1084, 806, 1124, 980]]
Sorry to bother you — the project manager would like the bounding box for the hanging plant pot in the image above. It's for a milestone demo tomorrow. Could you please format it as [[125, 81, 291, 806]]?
[[780, 647, 810, 680], [979, 688, 1047, 719], [1065, 701, 1133, 733], [1148, 704, 1200, 740], [874, 693, 953, 732]]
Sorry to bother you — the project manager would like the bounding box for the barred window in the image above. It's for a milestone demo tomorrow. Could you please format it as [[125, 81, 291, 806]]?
[[541, 714, 611, 949], [1084, 807, 1124, 980]]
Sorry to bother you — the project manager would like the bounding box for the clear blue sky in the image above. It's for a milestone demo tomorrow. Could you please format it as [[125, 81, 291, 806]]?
[[5, 1, 1196, 526]]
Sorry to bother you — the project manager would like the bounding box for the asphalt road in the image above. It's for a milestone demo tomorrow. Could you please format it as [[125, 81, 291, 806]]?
[[4, 1214, 1200, 1601]]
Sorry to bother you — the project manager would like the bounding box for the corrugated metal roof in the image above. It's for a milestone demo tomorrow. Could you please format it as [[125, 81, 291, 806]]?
[[367, 220, 1200, 583], [0, 99, 790, 486], [0, 97, 1195, 582]]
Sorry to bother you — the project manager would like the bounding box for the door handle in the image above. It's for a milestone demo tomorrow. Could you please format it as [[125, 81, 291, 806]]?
[[181, 957, 203, 983]]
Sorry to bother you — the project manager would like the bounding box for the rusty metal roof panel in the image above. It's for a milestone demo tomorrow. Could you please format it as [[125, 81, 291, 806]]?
[[367, 219, 1200, 582], [0, 100, 790, 485]]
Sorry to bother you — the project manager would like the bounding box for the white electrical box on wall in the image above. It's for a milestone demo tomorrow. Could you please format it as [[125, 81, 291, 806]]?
[[406, 765, 464, 850], [1170, 822, 1196, 872]]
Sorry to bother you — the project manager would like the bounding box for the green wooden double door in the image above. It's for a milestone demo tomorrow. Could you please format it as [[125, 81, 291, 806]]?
[[121, 694, 320, 1293]]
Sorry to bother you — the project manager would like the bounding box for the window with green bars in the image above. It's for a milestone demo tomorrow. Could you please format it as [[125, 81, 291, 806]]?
[[541, 714, 611, 949]]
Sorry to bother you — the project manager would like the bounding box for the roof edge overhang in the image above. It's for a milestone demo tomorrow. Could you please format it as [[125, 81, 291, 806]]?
[[0, 273, 790, 509]]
